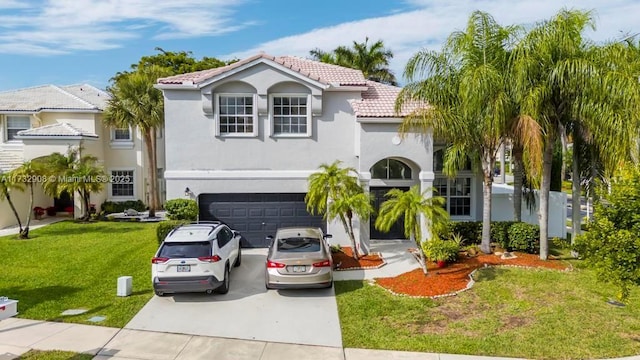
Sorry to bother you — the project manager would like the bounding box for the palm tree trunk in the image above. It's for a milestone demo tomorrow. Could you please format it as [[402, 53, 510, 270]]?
[[150, 128, 159, 216], [412, 227, 428, 275], [512, 144, 524, 222], [559, 123, 567, 182], [143, 130, 157, 218], [571, 136, 581, 241], [340, 212, 359, 260], [481, 170, 493, 254], [3, 189, 23, 232], [539, 137, 554, 260], [20, 183, 34, 239]]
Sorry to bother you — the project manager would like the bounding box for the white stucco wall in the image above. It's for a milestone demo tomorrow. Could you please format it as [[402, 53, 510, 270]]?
[[491, 183, 567, 238]]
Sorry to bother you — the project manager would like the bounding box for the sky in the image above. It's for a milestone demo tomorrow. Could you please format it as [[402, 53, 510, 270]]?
[[0, 0, 638, 92]]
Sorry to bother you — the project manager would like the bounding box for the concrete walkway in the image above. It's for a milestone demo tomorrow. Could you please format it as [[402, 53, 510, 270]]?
[[334, 240, 419, 281], [0, 216, 67, 237], [0, 318, 525, 360]]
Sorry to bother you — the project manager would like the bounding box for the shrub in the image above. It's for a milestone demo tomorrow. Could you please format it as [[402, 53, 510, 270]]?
[[491, 221, 515, 249], [422, 238, 459, 263], [101, 200, 146, 214], [156, 220, 190, 244], [507, 222, 539, 253], [450, 221, 482, 244], [164, 199, 198, 221]]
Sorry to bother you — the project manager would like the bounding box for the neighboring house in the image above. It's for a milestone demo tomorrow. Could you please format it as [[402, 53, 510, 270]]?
[[157, 54, 484, 250], [0, 84, 165, 229]]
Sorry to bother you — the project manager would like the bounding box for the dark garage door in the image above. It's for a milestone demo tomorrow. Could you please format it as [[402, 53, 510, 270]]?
[[198, 193, 325, 248]]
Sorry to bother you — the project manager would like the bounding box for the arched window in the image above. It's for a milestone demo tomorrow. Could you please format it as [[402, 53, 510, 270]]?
[[434, 149, 472, 172], [371, 159, 412, 180]]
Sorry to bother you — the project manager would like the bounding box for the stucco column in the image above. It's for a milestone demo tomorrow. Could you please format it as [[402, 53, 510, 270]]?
[[358, 171, 372, 255], [419, 171, 435, 245]]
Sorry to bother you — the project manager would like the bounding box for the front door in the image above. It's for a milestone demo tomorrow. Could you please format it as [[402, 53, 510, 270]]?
[[54, 191, 73, 213], [370, 187, 409, 240]]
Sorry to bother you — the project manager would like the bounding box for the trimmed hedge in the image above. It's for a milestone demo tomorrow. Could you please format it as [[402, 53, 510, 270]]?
[[448, 220, 540, 254], [164, 199, 198, 221], [156, 220, 190, 244], [101, 200, 146, 214]]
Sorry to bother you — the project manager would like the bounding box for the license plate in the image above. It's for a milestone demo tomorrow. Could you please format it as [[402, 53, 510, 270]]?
[[177, 265, 191, 272], [292, 265, 306, 273]]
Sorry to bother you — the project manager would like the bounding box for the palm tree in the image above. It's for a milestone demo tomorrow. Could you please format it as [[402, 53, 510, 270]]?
[[105, 65, 170, 218], [310, 38, 397, 85], [397, 11, 518, 254], [41, 149, 107, 220], [11, 161, 44, 238], [0, 170, 25, 235], [305, 161, 371, 259], [512, 9, 640, 258], [375, 186, 449, 274]]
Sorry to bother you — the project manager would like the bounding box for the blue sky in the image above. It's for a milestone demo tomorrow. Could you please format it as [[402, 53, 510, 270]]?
[[0, 0, 638, 91]]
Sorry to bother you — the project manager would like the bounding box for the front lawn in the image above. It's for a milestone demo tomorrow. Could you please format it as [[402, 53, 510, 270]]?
[[335, 265, 640, 359], [0, 221, 158, 328]]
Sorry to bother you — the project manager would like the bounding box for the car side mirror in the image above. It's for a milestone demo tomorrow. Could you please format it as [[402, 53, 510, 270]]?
[[266, 235, 274, 246], [324, 234, 333, 239], [233, 231, 240, 237]]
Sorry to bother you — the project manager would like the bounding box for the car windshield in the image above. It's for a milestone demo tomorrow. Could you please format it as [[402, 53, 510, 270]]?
[[158, 241, 211, 258], [277, 237, 321, 252]]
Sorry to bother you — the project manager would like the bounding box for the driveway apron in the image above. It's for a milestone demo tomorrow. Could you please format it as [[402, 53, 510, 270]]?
[[125, 248, 343, 348]]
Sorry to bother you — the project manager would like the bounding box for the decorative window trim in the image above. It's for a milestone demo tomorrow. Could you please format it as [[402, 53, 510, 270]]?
[[110, 126, 134, 149], [214, 93, 258, 137], [269, 93, 312, 138], [5, 115, 31, 142], [108, 168, 136, 200], [370, 158, 413, 180]]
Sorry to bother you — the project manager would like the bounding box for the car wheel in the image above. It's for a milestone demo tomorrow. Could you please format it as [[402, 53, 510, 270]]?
[[216, 265, 230, 294], [234, 247, 241, 267], [155, 290, 164, 297]]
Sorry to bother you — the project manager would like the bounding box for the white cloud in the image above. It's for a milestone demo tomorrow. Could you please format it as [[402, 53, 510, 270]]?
[[223, 0, 640, 82], [0, 0, 249, 55]]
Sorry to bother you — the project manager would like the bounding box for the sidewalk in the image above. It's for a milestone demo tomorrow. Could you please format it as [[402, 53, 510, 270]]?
[[0, 216, 67, 237], [0, 318, 523, 360]]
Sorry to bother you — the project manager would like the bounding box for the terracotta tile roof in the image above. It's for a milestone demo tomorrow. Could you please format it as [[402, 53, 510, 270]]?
[[158, 53, 367, 87], [0, 152, 23, 172], [0, 84, 109, 112], [16, 123, 98, 138], [349, 81, 424, 118]]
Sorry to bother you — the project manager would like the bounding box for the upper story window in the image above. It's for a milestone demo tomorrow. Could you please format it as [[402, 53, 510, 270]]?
[[271, 95, 311, 136], [371, 158, 412, 180], [6, 116, 30, 141], [112, 127, 132, 141], [434, 148, 472, 172], [217, 94, 256, 136]]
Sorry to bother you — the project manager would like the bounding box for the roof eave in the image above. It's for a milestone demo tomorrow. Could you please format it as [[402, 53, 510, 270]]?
[[326, 85, 369, 92], [16, 135, 99, 140], [356, 116, 405, 123]]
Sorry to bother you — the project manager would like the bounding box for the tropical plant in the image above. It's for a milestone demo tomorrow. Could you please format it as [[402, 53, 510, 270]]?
[[512, 9, 640, 259], [11, 161, 45, 238], [397, 11, 518, 254], [164, 198, 198, 221], [305, 161, 372, 259], [374, 186, 449, 274], [574, 164, 640, 302], [422, 238, 459, 263], [105, 66, 169, 218], [0, 170, 25, 235], [40, 148, 107, 220], [310, 38, 397, 85], [107, 49, 230, 218]]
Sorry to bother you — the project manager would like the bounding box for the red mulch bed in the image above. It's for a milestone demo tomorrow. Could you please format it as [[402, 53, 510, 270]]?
[[376, 252, 570, 298], [332, 247, 385, 270]]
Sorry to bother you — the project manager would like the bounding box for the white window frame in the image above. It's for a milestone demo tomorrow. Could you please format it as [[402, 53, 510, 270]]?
[[269, 93, 312, 138], [110, 126, 134, 149], [434, 175, 473, 219], [5, 115, 31, 142], [108, 168, 136, 200], [214, 93, 258, 137]]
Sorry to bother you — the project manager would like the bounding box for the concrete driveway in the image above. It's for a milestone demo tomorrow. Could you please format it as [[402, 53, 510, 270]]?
[[125, 248, 343, 348]]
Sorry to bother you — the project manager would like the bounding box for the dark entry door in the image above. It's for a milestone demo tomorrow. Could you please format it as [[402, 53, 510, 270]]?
[[370, 187, 409, 240], [54, 191, 73, 212], [198, 193, 324, 248]]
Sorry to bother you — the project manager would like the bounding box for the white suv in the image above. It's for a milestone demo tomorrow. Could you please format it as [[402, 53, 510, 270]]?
[[152, 222, 241, 296]]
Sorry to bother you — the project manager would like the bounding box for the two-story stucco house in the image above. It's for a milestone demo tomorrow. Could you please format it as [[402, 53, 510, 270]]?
[[157, 54, 483, 250], [0, 84, 165, 229]]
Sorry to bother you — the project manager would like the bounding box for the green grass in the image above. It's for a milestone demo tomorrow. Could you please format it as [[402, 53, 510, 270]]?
[[16, 350, 94, 360], [0, 221, 158, 328], [335, 265, 640, 360]]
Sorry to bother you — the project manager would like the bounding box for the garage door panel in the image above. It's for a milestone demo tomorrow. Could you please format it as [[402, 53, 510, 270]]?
[[199, 193, 324, 248]]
